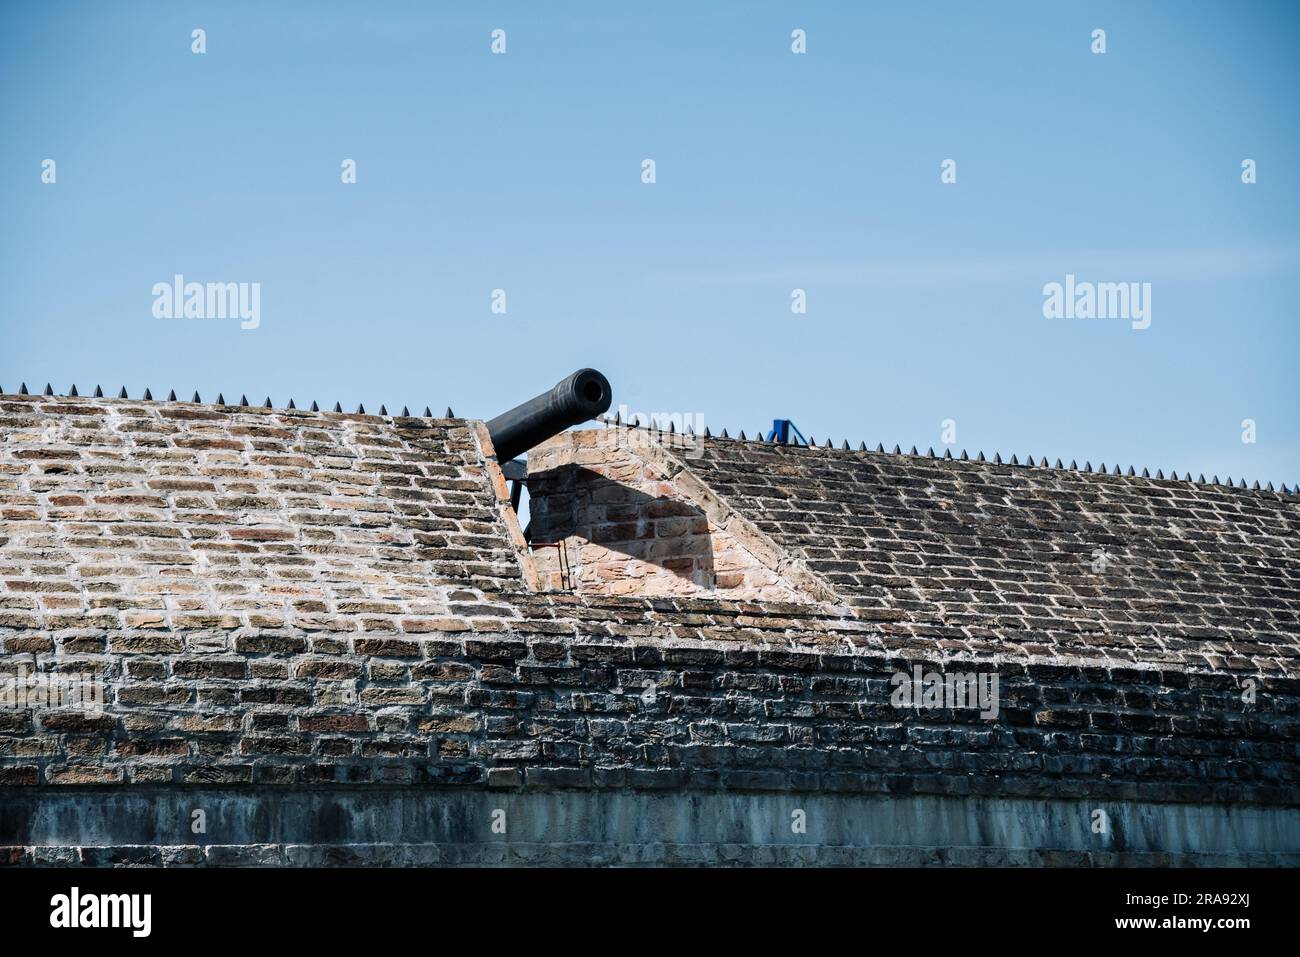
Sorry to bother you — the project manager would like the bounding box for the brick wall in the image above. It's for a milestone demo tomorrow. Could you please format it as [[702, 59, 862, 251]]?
[[0, 394, 529, 634], [1, 621, 1297, 802], [2, 393, 1298, 868]]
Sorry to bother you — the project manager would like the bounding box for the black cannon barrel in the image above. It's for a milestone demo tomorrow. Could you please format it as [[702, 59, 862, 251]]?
[[486, 368, 612, 461]]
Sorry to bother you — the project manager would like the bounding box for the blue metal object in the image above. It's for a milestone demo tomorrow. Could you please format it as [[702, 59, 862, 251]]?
[[767, 419, 808, 445]]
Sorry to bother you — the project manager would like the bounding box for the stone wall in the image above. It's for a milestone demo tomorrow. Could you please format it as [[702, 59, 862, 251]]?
[[2, 393, 1298, 866], [3, 622, 1297, 805]]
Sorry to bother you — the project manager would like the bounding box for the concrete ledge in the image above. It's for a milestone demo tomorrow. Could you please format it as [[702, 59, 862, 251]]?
[[2, 787, 1297, 866], [6, 843, 1299, 867]]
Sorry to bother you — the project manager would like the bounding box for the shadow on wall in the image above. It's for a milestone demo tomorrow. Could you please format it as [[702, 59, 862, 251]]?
[[526, 465, 717, 595]]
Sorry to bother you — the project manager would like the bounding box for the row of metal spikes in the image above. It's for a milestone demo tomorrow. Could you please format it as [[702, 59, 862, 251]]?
[[1, 383, 454, 420], [597, 413, 1297, 496]]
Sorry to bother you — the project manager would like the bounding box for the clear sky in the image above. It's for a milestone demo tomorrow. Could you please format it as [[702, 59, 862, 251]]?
[[2, 1, 1298, 487]]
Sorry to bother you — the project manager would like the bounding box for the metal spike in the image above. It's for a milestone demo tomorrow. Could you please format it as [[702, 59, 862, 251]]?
[[142, 388, 152, 400], [94, 386, 103, 398], [824, 438, 832, 448], [961, 450, 969, 461], [309, 401, 318, 412], [379, 405, 388, 416], [668, 420, 675, 434], [1142, 468, 1150, 478], [721, 428, 729, 439], [704, 426, 712, 438], [333, 402, 342, 413], [445, 407, 454, 418], [1070, 460, 1078, 470], [739, 430, 747, 440], [928, 447, 937, 457], [1282, 484, 1290, 495], [859, 442, 868, 451], [19, 383, 28, 394], [192, 391, 201, 403], [43, 383, 53, 395], [401, 406, 409, 417], [893, 445, 902, 455], [875, 443, 885, 453], [1198, 474, 1205, 484], [263, 397, 272, 408], [977, 452, 986, 462], [943, 449, 952, 460], [1127, 466, 1135, 476], [842, 440, 850, 450], [118, 387, 128, 399], [1253, 480, 1262, 490], [167, 390, 176, 401], [1010, 454, 1019, 465], [70, 385, 80, 397], [287, 399, 296, 409], [686, 422, 695, 436], [1084, 461, 1093, 472], [1238, 478, 1247, 489], [423, 407, 432, 417], [239, 395, 248, 407], [994, 453, 1003, 464], [1156, 469, 1164, 479], [807, 435, 814, 445], [909, 446, 918, 456], [1267, 482, 1274, 492], [1169, 470, 1179, 480], [1098, 463, 1105, 473], [1054, 459, 1063, 468], [1112, 464, 1120, 475], [1213, 475, 1220, 485], [356, 403, 365, 414]]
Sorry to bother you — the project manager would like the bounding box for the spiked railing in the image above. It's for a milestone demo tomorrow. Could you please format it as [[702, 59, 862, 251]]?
[[2, 383, 1295, 495], [589, 409, 1296, 495]]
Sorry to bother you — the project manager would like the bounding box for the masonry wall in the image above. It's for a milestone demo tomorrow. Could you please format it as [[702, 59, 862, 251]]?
[[3, 394, 1299, 866], [3, 622, 1297, 803], [0, 393, 529, 634]]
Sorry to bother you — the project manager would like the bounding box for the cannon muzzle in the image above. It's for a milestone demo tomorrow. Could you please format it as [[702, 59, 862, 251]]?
[[486, 368, 612, 461]]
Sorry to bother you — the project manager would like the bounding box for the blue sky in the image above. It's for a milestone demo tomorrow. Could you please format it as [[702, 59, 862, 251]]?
[[2, 1, 1298, 486]]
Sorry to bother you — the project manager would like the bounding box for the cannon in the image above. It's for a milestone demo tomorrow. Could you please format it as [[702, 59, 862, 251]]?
[[486, 368, 612, 462]]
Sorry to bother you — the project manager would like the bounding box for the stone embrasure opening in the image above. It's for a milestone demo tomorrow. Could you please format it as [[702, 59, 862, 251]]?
[[523, 430, 816, 602]]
